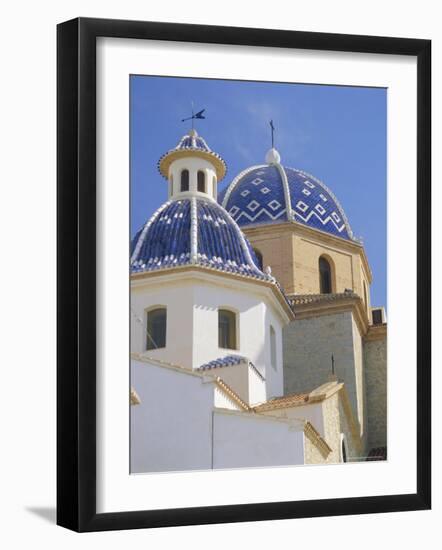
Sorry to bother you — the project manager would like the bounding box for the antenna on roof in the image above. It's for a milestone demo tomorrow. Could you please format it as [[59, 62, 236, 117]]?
[[328, 354, 338, 382]]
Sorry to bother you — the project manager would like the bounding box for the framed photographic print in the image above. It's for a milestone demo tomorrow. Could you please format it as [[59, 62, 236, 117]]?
[[57, 17, 431, 532]]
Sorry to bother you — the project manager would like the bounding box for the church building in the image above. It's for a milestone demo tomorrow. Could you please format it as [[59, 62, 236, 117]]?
[[130, 125, 387, 473]]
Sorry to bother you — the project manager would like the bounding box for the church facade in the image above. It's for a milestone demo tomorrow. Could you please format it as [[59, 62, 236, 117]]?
[[130, 127, 387, 473]]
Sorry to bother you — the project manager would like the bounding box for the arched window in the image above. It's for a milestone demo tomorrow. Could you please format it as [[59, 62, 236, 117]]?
[[319, 256, 333, 294], [270, 325, 277, 370], [146, 307, 167, 350], [197, 170, 206, 193], [253, 248, 263, 270], [218, 309, 237, 349], [180, 169, 189, 192]]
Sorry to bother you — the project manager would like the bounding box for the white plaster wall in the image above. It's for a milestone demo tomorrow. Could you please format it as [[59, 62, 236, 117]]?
[[213, 410, 305, 469], [131, 359, 214, 473], [193, 280, 284, 399], [131, 279, 195, 368], [261, 402, 325, 438], [200, 363, 266, 406], [203, 363, 250, 403], [248, 367, 267, 405], [214, 386, 241, 411], [131, 358, 304, 473], [263, 306, 285, 399], [131, 272, 286, 402]]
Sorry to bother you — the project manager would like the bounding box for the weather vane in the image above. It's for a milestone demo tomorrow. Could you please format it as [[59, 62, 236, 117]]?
[[182, 102, 206, 130], [269, 119, 275, 148]]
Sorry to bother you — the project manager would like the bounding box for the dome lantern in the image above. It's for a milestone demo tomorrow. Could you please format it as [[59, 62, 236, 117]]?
[[158, 129, 227, 202]]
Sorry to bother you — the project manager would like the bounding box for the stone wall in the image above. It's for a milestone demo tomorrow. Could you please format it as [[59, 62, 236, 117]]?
[[283, 311, 363, 437], [303, 392, 362, 464], [364, 335, 387, 449], [304, 435, 328, 465], [338, 395, 363, 460], [243, 225, 371, 306], [351, 315, 367, 451], [321, 393, 342, 463]]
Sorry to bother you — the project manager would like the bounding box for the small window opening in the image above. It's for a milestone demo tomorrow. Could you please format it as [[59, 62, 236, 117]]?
[[180, 169, 189, 192], [218, 309, 237, 349], [146, 307, 167, 350], [197, 170, 206, 193]]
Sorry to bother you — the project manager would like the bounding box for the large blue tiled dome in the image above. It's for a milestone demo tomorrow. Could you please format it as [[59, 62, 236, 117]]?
[[219, 157, 355, 241], [131, 198, 272, 281]]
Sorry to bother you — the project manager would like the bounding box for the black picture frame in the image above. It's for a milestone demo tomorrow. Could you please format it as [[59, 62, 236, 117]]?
[[57, 17, 431, 532]]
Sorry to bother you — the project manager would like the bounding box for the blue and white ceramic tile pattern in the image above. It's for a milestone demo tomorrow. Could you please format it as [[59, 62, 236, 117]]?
[[157, 131, 226, 178], [220, 164, 355, 240], [198, 355, 248, 370], [198, 355, 265, 381], [130, 198, 272, 281]]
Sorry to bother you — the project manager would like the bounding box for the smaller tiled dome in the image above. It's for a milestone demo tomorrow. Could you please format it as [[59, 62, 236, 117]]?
[[130, 197, 271, 282], [158, 129, 227, 181]]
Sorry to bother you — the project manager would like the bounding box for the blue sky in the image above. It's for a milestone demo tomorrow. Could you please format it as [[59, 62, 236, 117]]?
[[130, 75, 386, 308]]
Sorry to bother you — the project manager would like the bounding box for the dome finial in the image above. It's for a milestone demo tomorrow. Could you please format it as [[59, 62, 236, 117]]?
[[266, 120, 281, 164], [265, 147, 281, 164]]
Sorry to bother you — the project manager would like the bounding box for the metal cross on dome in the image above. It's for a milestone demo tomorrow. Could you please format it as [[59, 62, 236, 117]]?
[[269, 119, 275, 148], [181, 102, 206, 130]]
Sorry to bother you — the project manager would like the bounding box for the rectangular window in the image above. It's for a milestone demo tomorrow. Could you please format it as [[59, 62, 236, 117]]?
[[146, 307, 167, 350], [218, 309, 236, 349], [372, 309, 383, 325]]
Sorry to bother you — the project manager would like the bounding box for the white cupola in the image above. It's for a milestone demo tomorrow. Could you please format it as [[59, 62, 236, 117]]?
[[158, 128, 227, 201]]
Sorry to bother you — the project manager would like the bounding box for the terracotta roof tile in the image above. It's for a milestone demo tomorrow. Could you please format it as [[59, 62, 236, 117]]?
[[290, 291, 359, 307], [253, 392, 310, 412], [215, 377, 251, 411]]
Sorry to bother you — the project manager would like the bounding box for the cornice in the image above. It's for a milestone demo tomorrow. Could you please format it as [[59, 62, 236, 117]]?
[[131, 264, 295, 322], [365, 323, 387, 342], [289, 293, 370, 336]]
